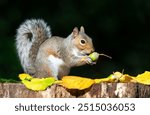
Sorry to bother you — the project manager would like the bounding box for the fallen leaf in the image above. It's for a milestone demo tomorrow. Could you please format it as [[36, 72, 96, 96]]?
[[19, 74, 56, 91], [119, 74, 136, 83], [94, 78, 109, 83], [19, 73, 32, 80], [134, 71, 150, 85], [58, 76, 95, 90]]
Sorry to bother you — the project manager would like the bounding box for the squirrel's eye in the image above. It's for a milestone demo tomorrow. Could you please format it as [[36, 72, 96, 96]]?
[[80, 39, 86, 45]]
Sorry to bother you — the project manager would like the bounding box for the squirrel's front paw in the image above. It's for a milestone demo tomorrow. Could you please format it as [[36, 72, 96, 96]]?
[[81, 56, 93, 64]]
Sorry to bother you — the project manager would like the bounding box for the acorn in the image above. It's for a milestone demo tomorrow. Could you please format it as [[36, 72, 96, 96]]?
[[89, 52, 112, 62]]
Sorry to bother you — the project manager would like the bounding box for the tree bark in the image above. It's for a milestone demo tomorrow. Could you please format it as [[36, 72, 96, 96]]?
[[0, 83, 150, 98]]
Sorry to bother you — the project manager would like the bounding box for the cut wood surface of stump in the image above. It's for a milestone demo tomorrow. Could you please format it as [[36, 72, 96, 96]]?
[[0, 83, 150, 98]]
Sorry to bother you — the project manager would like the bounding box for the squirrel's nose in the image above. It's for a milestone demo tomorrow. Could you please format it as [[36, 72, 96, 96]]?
[[91, 47, 95, 53], [89, 48, 95, 54]]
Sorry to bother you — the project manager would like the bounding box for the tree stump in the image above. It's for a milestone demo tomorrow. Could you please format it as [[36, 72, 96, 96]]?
[[0, 83, 150, 98]]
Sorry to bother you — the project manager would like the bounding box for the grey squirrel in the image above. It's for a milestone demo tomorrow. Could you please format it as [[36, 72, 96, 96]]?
[[16, 19, 95, 80]]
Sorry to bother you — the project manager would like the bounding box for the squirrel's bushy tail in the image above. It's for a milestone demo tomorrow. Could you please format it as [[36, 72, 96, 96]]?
[[16, 19, 52, 74]]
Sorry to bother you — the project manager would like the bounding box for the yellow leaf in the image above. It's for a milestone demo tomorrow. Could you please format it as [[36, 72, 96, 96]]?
[[94, 73, 123, 83], [94, 72, 136, 83], [94, 77, 116, 83], [19, 73, 56, 91], [94, 78, 109, 83], [119, 74, 136, 83], [134, 71, 150, 85], [19, 73, 32, 80], [22, 77, 56, 91], [58, 76, 95, 90]]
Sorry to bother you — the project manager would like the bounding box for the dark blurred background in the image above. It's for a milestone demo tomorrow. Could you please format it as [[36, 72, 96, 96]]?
[[0, 0, 150, 80]]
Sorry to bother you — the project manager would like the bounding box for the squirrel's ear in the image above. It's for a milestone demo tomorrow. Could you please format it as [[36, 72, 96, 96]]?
[[80, 26, 85, 33], [72, 27, 79, 38], [73, 27, 79, 38]]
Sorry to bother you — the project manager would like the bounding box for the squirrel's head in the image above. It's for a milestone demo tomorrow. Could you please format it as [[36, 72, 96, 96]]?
[[72, 26, 95, 56]]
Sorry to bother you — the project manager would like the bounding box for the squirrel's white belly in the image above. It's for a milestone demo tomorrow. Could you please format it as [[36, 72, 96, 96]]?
[[48, 55, 65, 79]]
